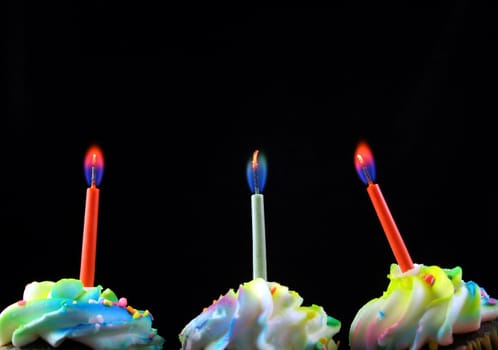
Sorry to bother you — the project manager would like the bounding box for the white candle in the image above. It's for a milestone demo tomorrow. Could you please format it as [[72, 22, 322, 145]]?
[[251, 193, 267, 280], [246, 150, 268, 280]]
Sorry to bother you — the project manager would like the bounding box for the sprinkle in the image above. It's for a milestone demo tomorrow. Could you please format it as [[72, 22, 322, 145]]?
[[314, 340, 326, 349], [488, 297, 497, 305], [143, 310, 150, 317], [118, 297, 127, 307], [424, 274, 435, 286], [378, 310, 385, 319], [17, 300, 26, 306], [327, 316, 341, 327], [89, 314, 104, 324], [127, 305, 137, 315], [270, 286, 277, 295], [103, 299, 113, 307], [428, 340, 438, 350], [132, 311, 141, 319], [306, 310, 316, 320]]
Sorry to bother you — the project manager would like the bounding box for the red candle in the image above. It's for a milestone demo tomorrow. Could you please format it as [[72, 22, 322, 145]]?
[[79, 145, 104, 286], [354, 141, 414, 272]]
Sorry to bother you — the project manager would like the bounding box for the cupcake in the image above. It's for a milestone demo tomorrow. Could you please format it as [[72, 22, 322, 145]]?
[[349, 263, 498, 350], [178, 150, 339, 349], [0, 146, 164, 349], [0, 278, 164, 349], [179, 277, 341, 349], [351, 140, 498, 349]]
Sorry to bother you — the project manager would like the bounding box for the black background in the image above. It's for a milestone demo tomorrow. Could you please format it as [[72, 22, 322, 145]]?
[[4, 3, 498, 348]]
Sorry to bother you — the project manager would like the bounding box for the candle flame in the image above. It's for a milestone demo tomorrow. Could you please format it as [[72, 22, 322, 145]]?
[[246, 149, 267, 194], [354, 140, 376, 185], [84, 145, 104, 187]]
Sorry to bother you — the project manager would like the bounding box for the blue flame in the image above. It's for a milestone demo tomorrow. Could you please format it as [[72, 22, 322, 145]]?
[[246, 151, 267, 194]]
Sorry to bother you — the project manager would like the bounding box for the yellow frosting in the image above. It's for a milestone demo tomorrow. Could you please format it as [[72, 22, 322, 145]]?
[[349, 263, 498, 350]]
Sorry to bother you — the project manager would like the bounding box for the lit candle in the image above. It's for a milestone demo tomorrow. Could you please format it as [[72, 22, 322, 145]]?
[[246, 150, 268, 280], [79, 145, 104, 287], [354, 140, 414, 272]]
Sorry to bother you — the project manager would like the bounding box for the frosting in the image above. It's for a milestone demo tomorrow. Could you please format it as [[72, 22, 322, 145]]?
[[0, 278, 164, 349], [349, 263, 498, 350], [179, 277, 341, 349]]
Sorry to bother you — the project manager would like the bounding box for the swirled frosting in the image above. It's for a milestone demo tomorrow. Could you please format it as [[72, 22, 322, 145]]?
[[0, 278, 164, 349], [349, 263, 498, 350], [179, 277, 341, 349]]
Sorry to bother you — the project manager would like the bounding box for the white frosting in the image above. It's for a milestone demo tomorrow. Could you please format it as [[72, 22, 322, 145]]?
[[180, 277, 341, 349]]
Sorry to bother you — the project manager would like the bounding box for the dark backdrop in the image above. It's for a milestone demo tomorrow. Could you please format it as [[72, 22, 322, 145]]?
[[4, 4, 497, 348]]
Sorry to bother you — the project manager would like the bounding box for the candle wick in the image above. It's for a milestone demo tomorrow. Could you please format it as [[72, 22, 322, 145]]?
[[361, 166, 374, 184], [253, 169, 260, 194], [252, 150, 261, 194], [91, 166, 96, 187]]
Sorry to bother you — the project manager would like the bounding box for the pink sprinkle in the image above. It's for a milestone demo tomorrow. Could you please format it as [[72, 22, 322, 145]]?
[[17, 300, 26, 306], [488, 298, 497, 305], [118, 297, 128, 307]]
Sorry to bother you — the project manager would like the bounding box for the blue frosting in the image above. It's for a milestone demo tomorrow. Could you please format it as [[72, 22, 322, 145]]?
[[0, 279, 164, 349]]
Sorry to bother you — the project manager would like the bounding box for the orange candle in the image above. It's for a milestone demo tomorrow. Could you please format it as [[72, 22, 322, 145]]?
[[79, 145, 104, 286], [354, 141, 414, 272]]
